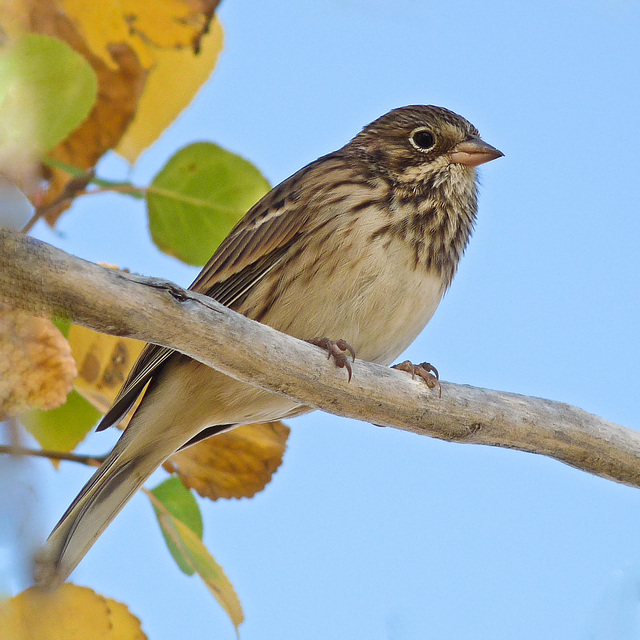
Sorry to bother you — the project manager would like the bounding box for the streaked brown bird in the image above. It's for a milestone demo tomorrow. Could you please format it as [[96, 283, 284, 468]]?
[[35, 105, 502, 588]]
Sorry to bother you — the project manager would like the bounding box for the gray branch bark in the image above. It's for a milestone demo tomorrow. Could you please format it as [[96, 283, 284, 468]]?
[[2, 228, 639, 487]]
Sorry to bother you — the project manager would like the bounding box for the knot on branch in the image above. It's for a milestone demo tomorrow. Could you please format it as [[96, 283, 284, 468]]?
[[144, 278, 191, 303]]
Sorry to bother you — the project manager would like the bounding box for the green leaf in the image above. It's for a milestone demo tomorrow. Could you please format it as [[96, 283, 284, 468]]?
[[21, 390, 101, 456], [146, 142, 270, 266], [52, 317, 72, 339], [0, 34, 97, 154], [146, 489, 244, 633], [150, 477, 203, 576]]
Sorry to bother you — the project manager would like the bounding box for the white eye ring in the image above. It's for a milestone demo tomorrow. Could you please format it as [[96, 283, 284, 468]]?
[[409, 127, 436, 152]]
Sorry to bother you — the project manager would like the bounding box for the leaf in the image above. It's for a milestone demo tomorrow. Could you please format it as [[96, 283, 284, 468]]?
[[145, 489, 244, 632], [68, 324, 145, 414], [0, 304, 77, 420], [150, 477, 203, 576], [58, 0, 221, 70], [26, 0, 148, 223], [164, 421, 290, 500], [0, 583, 147, 640], [52, 316, 72, 339], [147, 142, 270, 265], [117, 19, 224, 163], [21, 390, 101, 459], [0, 33, 97, 155], [8, 311, 104, 464], [103, 597, 147, 640], [14, 0, 225, 224]]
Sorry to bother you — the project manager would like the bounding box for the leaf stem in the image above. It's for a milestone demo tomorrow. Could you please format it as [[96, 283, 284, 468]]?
[[22, 160, 146, 232], [40, 157, 145, 195]]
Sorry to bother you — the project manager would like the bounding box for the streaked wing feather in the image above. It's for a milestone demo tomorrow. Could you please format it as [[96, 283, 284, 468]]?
[[203, 244, 290, 310], [187, 156, 332, 295], [96, 344, 172, 431], [97, 153, 346, 431]]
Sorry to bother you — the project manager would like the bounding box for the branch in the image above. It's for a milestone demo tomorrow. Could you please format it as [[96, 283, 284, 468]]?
[[2, 228, 639, 488]]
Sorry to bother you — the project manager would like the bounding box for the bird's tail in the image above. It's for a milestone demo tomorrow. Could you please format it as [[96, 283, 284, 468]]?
[[33, 357, 239, 589], [33, 431, 166, 590]]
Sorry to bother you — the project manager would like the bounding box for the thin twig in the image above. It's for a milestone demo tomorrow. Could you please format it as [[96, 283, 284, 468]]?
[[0, 445, 106, 467], [22, 199, 71, 233]]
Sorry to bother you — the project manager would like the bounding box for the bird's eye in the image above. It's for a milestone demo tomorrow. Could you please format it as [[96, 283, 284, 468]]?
[[410, 128, 436, 152]]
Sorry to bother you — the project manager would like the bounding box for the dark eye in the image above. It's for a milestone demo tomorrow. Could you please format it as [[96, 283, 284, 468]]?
[[410, 128, 436, 151]]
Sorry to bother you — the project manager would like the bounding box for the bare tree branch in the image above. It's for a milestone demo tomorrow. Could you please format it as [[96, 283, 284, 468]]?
[[2, 228, 639, 488]]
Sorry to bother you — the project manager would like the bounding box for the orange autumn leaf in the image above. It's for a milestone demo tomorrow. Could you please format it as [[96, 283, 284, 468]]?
[[164, 421, 291, 500]]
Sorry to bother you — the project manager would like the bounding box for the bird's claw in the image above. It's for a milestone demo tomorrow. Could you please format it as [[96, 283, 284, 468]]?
[[309, 338, 356, 381], [392, 360, 441, 397]]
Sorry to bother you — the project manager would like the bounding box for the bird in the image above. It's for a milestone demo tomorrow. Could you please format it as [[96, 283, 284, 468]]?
[[34, 105, 502, 589]]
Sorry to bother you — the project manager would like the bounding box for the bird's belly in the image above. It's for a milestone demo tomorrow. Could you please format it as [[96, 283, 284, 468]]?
[[256, 236, 446, 366], [350, 267, 444, 364]]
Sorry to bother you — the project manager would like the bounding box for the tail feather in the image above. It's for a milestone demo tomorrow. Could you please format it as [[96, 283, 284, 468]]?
[[33, 356, 256, 589], [34, 440, 167, 590]]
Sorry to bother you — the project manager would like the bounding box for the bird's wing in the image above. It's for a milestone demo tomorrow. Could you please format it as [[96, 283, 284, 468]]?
[[187, 155, 333, 295], [97, 155, 342, 432]]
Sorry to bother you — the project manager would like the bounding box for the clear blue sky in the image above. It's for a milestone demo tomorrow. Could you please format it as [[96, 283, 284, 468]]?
[[7, 1, 640, 638]]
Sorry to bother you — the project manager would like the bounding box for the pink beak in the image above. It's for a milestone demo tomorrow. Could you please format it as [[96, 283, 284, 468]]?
[[449, 137, 503, 167]]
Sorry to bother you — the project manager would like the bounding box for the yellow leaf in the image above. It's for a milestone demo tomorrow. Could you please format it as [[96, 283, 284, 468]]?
[[118, 0, 218, 50], [59, 0, 220, 69], [0, 303, 77, 420], [117, 19, 224, 163], [145, 490, 244, 632], [59, 0, 155, 69], [164, 421, 290, 500], [0, 583, 147, 640], [68, 324, 145, 413], [105, 597, 147, 640]]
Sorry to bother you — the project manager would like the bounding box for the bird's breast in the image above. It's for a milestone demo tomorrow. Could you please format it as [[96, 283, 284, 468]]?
[[249, 214, 447, 366]]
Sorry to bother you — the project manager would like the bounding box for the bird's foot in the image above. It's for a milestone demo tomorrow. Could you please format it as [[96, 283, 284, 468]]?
[[308, 338, 356, 381], [392, 360, 441, 397]]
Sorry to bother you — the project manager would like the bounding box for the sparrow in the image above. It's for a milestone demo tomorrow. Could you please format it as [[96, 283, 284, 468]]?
[[35, 105, 502, 588]]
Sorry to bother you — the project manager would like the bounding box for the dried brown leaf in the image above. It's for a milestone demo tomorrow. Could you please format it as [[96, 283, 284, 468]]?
[[0, 303, 77, 419], [68, 323, 145, 414], [164, 421, 290, 500]]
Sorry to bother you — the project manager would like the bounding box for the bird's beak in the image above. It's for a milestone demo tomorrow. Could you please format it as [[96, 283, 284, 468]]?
[[449, 137, 504, 167]]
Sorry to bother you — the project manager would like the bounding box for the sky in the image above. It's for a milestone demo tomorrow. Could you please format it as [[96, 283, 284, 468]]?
[[4, 1, 640, 638]]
